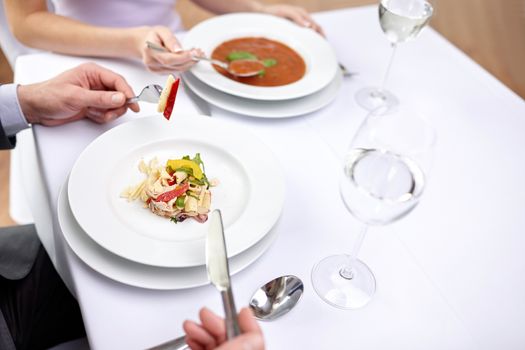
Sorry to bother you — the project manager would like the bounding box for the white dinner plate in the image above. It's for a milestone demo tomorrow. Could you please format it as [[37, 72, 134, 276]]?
[[68, 115, 284, 267], [58, 179, 279, 290], [182, 70, 342, 118], [183, 13, 338, 101]]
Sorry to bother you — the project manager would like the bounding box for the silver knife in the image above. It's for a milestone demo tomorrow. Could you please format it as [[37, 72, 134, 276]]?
[[206, 210, 241, 339]]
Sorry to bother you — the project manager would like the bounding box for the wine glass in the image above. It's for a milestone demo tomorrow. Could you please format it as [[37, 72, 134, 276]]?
[[311, 107, 436, 309], [355, 0, 434, 111]]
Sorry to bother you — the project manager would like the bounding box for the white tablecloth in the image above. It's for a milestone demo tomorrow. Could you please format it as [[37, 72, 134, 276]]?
[[14, 6, 525, 350]]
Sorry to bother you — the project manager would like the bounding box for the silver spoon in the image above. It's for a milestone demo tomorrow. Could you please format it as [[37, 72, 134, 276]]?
[[146, 275, 303, 349], [126, 84, 163, 104], [249, 275, 304, 321], [146, 41, 263, 78]]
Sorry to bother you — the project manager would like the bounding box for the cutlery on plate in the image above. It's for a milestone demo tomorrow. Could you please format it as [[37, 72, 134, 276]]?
[[126, 84, 163, 104], [249, 275, 304, 321], [207, 209, 241, 339], [146, 41, 263, 78], [338, 62, 357, 78]]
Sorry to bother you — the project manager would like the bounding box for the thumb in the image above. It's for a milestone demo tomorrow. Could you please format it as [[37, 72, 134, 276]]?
[[75, 89, 126, 109], [216, 333, 264, 350]]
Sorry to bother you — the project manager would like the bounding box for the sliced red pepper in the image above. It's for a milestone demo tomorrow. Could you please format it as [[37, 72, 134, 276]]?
[[154, 182, 189, 202], [167, 177, 177, 186], [163, 78, 180, 120]]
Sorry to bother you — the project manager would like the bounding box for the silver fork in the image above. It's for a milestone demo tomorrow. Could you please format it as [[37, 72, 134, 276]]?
[[127, 84, 163, 104], [338, 62, 357, 78]]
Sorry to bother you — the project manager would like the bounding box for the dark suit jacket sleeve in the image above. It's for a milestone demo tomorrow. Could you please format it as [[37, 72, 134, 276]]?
[[0, 120, 17, 150]]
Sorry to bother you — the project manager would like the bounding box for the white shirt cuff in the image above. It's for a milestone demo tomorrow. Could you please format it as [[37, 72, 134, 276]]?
[[0, 84, 30, 136]]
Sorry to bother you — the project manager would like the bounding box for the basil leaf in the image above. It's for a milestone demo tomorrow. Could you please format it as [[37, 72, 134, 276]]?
[[192, 153, 205, 172], [262, 58, 277, 67], [227, 51, 257, 62], [258, 70, 266, 77]]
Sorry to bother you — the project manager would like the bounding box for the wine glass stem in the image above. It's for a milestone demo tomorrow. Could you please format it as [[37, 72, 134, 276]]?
[[339, 225, 369, 280], [378, 43, 398, 93]]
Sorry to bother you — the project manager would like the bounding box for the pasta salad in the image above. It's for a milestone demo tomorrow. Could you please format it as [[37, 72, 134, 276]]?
[[121, 153, 217, 223]]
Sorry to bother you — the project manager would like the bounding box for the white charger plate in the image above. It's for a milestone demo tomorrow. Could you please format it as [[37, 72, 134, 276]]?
[[183, 13, 338, 101], [182, 70, 342, 118], [58, 179, 279, 290], [68, 115, 284, 268]]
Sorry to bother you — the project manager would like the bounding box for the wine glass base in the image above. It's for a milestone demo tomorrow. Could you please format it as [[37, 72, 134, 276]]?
[[355, 87, 399, 112], [311, 254, 376, 309]]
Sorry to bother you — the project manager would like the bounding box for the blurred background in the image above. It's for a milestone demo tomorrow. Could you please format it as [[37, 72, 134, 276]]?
[[1, 0, 524, 226]]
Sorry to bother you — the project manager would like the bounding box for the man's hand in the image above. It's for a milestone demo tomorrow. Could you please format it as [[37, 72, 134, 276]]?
[[17, 63, 140, 126], [183, 307, 264, 350]]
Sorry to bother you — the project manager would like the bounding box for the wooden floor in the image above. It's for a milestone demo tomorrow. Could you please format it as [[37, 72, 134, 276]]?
[[1, 0, 524, 227]]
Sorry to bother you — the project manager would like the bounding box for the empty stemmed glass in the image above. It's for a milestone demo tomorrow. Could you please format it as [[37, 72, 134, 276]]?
[[311, 107, 436, 309], [355, 0, 434, 111]]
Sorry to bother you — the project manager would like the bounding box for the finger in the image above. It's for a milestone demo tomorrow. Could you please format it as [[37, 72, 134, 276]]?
[[82, 63, 137, 104], [183, 320, 217, 349], [149, 61, 196, 73], [86, 106, 124, 124], [74, 87, 127, 110], [85, 107, 105, 120], [128, 101, 140, 113], [155, 26, 182, 52], [215, 333, 265, 350], [192, 48, 205, 58], [155, 51, 195, 67], [186, 338, 204, 350], [301, 13, 325, 36], [103, 106, 127, 122], [238, 308, 262, 334], [199, 307, 226, 343], [283, 10, 306, 27]]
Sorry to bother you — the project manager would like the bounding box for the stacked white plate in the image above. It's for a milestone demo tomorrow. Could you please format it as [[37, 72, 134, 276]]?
[[182, 13, 342, 118], [59, 115, 285, 290]]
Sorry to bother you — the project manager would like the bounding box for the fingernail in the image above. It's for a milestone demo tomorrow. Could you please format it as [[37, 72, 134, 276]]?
[[111, 92, 124, 104], [173, 47, 183, 53]]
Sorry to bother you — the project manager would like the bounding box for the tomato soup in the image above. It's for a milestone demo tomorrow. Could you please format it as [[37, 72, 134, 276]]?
[[211, 37, 306, 87]]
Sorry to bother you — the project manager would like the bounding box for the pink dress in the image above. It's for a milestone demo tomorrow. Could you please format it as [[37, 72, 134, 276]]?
[[0, 0, 183, 66], [51, 0, 182, 32]]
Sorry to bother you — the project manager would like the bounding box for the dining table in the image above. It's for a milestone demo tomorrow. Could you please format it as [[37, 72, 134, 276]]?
[[13, 5, 525, 350]]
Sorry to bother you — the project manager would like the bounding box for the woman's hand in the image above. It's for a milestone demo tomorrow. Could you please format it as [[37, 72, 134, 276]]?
[[183, 307, 264, 350], [136, 26, 203, 73], [259, 4, 324, 36]]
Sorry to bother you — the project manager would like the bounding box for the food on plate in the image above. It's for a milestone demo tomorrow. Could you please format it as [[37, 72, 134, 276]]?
[[157, 74, 180, 120], [211, 37, 306, 87], [121, 154, 218, 223]]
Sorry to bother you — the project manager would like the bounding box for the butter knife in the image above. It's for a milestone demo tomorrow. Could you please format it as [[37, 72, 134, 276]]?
[[206, 210, 241, 339]]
